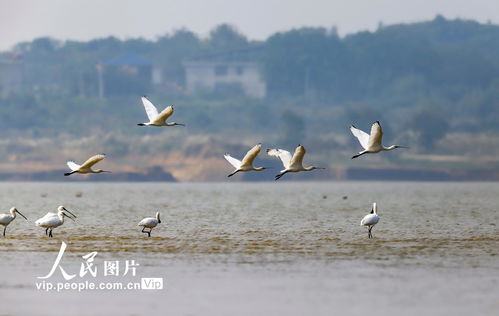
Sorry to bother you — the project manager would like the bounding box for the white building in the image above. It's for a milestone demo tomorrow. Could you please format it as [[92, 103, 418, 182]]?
[[183, 61, 266, 98]]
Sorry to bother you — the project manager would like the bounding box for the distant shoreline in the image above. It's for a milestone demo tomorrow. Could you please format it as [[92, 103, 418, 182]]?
[[0, 166, 496, 182], [0, 166, 178, 182]]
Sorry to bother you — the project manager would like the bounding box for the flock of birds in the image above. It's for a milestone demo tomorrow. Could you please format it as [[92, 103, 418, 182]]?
[[0, 96, 406, 239], [224, 120, 406, 180]]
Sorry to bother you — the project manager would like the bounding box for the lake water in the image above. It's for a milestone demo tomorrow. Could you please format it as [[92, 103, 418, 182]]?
[[0, 182, 498, 315]]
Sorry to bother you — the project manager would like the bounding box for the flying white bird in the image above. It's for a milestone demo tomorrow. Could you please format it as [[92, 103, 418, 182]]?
[[65, 154, 111, 176], [137, 96, 185, 127], [360, 202, 380, 238], [0, 207, 27, 237], [35, 206, 77, 237], [138, 212, 161, 237], [267, 144, 325, 180], [224, 143, 268, 177], [350, 121, 407, 159]]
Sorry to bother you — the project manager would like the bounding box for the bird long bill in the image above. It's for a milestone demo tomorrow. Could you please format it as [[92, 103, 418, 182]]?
[[63, 208, 77, 218], [63, 212, 76, 221], [16, 210, 28, 220]]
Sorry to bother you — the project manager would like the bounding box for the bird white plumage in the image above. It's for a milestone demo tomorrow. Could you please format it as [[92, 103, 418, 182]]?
[[224, 143, 267, 177], [37, 206, 77, 222], [350, 121, 407, 159], [65, 154, 111, 176], [35, 206, 76, 237], [267, 144, 324, 180], [138, 212, 161, 237], [0, 207, 27, 237], [266, 148, 292, 169], [360, 202, 380, 238], [138, 96, 185, 127]]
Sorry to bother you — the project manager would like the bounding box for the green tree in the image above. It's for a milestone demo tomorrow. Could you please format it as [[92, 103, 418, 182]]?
[[409, 111, 449, 150], [280, 110, 306, 148], [263, 27, 350, 99], [156, 29, 201, 85], [207, 24, 248, 51]]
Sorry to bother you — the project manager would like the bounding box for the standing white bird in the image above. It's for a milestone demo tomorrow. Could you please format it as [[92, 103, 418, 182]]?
[[267, 144, 325, 180], [35, 206, 77, 237], [138, 212, 161, 237], [37, 206, 78, 222], [350, 121, 407, 159], [137, 96, 185, 127], [65, 154, 111, 176], [224, 143, 268, 177], [0, 207, 27, 237], [360, 202, 380, 238]]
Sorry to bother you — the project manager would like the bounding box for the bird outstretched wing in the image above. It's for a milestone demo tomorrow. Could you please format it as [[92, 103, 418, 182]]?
[[224, 154, 242, 169], [350, 125, 370, 150], [289, 145, 306, 168], [367, 121, 383, 149], [80, 154, 106, 169], [66, 161, 81, 171], [155, 105, 174, 123], [266, 148, 292, 169], [240, 143, 261, 167], [141, 96, 159, 121]]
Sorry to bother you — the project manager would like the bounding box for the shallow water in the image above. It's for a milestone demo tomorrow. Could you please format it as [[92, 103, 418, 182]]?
[[0, 182, 498, 315]]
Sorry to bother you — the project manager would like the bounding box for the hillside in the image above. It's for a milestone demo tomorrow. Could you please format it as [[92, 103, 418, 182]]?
[[0, 16, 498, 180]]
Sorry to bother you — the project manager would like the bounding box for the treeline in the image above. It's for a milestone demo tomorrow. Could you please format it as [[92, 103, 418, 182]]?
[[263, 16, 499, 136], [6, 24, 256, 95], [1, 16, 499, 153]]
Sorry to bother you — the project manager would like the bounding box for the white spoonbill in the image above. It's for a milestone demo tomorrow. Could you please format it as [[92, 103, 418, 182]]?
[[137, 96, 185, 127], [35, 206, 76, 237], [350, 121, 407, 159], [37, 206, 78, 222], [267, 144, 325, 180], [224, 143, 268, 177], [0, 207, 27, 237], [360, 202, 380, 238], [65, 154, 111, 176], [138, 212, 161, 237]]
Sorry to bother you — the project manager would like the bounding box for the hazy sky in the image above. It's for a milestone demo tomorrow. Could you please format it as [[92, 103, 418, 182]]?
[[1, 0, 499, 50]]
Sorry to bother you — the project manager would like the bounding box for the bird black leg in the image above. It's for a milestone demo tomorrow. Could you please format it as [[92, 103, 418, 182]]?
[[142, 227, 151, 237], [275, 171, 288, 181], [3, 226, 6, 237], [368, 226, 373, 238], [49, 229, 53, 238], [228, 170, 240, 177], [352, 152, 367, 159], [45, 228, 49, 236]]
